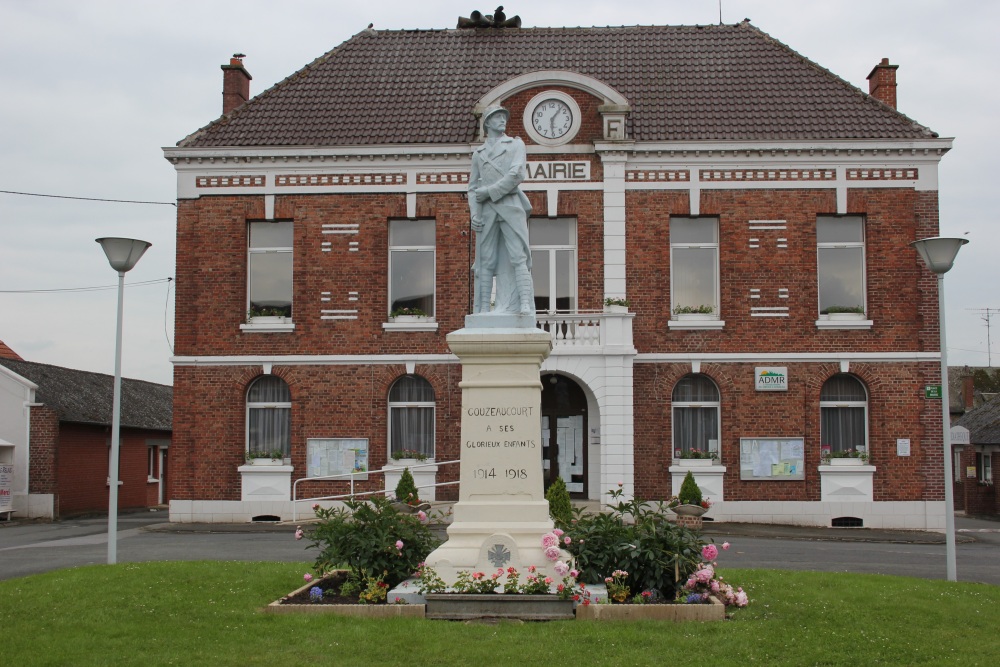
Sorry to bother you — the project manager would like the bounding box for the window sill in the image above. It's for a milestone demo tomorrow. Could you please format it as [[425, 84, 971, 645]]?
[[241, 321, 296, 333], [383, 319, 439, 332], [147, 477, 159, 484], [815, 318, 873, 330], [668, 319, 725, 330]]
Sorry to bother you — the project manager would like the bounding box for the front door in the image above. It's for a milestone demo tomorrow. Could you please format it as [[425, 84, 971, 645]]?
[[541, 374, 588, 498]]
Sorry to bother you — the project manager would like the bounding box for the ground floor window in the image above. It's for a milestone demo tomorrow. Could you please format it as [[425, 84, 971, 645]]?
[[671, 374, 720, 457], [820, 374, 868, 455], [246, 376, 291, 457], [389, 375, 435, 459]]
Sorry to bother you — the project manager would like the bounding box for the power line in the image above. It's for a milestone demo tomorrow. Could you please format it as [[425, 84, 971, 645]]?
[[0, 189, 176, 207], [0, 277, 172, 294]]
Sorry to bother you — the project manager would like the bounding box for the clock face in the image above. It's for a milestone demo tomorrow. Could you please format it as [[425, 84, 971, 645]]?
[[532, 99, 573, 140]]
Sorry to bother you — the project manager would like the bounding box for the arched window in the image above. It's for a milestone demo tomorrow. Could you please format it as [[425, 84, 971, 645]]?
[[820, 374, 868, 455], [246, 376, 291, 457], [389, 375, 435, 459], [672, 374, 720, 458]]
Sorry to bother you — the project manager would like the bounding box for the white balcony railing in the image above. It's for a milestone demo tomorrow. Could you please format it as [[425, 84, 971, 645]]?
[[536, 310, 634, 352]]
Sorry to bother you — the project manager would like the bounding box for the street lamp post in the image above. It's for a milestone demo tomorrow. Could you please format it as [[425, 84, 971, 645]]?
[[910, 236, 968, 582], [96, 237, 151, 565]]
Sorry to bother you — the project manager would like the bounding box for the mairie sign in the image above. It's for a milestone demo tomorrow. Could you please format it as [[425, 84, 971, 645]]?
[[755, 367, 788, 392], [525, 161, 591, 181]]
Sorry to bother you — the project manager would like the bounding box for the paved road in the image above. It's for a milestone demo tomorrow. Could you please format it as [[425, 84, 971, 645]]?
[[2, 511, 999, 585]]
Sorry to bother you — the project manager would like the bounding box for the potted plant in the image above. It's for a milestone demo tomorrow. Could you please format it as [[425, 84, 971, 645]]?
[[245, 449, 286, 466], [669, 471, 710, 517], [821, 447, 869, 466], [389, 307, 430, 322], [246, 306, 290, 323], [675, 448, 718, 467], [390, 448, 428, 463], [603, 297, 630, 313], [821, 305, 865, 320], [672, 304, 716, 320]]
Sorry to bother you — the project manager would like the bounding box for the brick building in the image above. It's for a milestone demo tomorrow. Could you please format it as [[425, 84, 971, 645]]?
[[0, 348, 172, 518], [165, 20, 952, 529]]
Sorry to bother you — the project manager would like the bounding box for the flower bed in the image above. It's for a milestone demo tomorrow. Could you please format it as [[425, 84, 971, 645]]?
[[267, 572, 423, 617]]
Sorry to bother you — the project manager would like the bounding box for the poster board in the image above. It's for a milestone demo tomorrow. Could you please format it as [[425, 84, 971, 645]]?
[[306, 438, 368, 480], [740, 437, 805, 481], [0, 464, 13, 512]]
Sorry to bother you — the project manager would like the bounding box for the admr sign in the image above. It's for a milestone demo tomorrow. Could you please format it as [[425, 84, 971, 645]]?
[[755, 367, 788, 392]]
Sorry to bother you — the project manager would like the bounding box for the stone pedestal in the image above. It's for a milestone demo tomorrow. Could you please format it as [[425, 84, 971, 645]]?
[[238, 464, 293, 501], [819, 464, 876, 502], [424, 325, 570, 583]]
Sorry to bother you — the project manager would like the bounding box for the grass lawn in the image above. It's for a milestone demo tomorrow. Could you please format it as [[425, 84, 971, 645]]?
[[1, 561, 997, 666]]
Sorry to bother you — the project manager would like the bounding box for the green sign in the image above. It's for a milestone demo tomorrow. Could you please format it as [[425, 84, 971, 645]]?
[[925, 385, 942, 399]]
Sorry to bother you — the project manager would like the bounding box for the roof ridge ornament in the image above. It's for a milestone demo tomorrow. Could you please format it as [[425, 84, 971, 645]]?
[[457, 6, 522, 29]]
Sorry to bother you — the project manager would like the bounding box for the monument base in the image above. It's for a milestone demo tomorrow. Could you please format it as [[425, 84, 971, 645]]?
[[424, 326, 569, 583]]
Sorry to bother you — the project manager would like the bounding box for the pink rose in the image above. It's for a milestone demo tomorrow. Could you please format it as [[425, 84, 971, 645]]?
[[554, 561, 569, 577], [294, 527, 304, 540], [563, 536, 572, 545], [553, 528, 564, 537], [417, 510, 427, 522], [395, 540, 404, 550], [702, 544, 718, 561], [722, 542, 730, 551], [303, 573, 313, 582], [312, 503, 320, 510], [544, 545, 561, 561], [541, 532, 558, 548], [569, 569, 579, 578], [544, 577, 553, 585]]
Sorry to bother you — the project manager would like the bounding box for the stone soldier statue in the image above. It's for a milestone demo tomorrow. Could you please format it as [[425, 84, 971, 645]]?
[[469, 105, 534, 316]]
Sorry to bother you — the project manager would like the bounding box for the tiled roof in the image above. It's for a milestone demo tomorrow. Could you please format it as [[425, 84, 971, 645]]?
[[0, 359, 172, 432], [954, 396, 1000, 445], [0, 339, 22, 360], [179, 23, 936, 148]]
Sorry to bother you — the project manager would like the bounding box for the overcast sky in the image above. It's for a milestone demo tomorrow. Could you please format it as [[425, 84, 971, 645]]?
[[1, 0, 997, 386]]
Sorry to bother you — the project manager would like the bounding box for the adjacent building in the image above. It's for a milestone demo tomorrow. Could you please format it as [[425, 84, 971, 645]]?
[[0, 345, 172, 518], [165, 19, 952, 528]]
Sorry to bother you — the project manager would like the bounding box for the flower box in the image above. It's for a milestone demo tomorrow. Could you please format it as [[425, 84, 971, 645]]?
[[829, 458, 865, 466], [604, 304, 628, 314], [424, 593, 574, 621], [267, 577, 424, 617], [673, 312, 716, 321], [246, 457, 285, 466], [675, 458, 715, 467], [576, 596, 725, 622]]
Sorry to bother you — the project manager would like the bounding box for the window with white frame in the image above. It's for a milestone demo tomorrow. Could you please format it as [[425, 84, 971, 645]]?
[[248, 220, 293, 319], [389, 219, 435, 317], [147, 446, 157, 482], [817, 215, 866, 316], [529, 217, 577, 313], [670, 217, 719, 317], [672, 374, 721, 457], [389, 375, 435, 459], [978, 452, 993, 483], [246, 376, 291, 457], [954, 450, 962, 483], [820, 374, 868, 454]]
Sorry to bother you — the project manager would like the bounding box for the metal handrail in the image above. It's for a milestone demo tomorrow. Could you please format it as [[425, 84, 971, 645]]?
[[291, 458, 459, 522]]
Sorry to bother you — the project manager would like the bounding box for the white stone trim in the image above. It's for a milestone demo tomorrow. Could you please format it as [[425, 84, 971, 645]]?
[[475, 70, 630, 110], [172, 354, 460, 367], [707, 500, 944, 531], [239, 322, 295, 333], [815, 319, 874, 330], [636, 351, 939, 363], [668, 319, 726, 330]]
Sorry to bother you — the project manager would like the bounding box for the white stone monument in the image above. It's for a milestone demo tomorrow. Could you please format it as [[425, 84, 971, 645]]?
[[424, 317, 571, 581]]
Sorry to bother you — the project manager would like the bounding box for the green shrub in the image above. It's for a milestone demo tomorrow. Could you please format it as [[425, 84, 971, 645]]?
[[307, 496, 439, 588], [545, 477, 573, 528], [678, 471, 703, 506], [565, 486, 705, 597], [394, 467, 420, 506]]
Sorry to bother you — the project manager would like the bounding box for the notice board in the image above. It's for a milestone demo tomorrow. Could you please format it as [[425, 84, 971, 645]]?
[[306, 438, 368, 480], [739, 437, 805, 481]]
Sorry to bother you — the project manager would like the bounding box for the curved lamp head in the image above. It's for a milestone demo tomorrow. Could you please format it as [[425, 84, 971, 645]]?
[[96, 237, 151, 273], [910, 237, 968, 275]]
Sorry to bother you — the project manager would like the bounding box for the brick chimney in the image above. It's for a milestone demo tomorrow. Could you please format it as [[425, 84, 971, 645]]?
[[962, 375, 975, 411], [221, 53, 252, 115], [867, 57, 898, 109]]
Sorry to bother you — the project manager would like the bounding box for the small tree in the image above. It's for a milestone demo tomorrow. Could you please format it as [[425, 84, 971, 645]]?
[[678, 471, 703, 506], [395, 467, 420, 506], [545, 476, 573, 528]]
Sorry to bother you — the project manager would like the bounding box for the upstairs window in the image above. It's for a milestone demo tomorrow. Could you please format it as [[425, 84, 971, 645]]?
[[672, 374, 721, 457], [248, 221, 293, 319], [529, 217, 577, 313], [820, 374, 868, 455], [246, 376, 291, 457], [389, 375, 435, 459], [389, 219, 435, 317], [817, 216, 866, 317], [670, 217, 719, 318]]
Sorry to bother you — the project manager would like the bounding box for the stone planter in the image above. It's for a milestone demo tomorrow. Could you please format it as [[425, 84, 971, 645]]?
[[424, 593, 574, 621], [238, 463, 293, 502], [604, 304, 628, 314], [675, 458, 716, 467], [670, 504, 708, 517], [819, 463, 876, 502], [576, 596, 725, 622], [246, 457, 285, 466]]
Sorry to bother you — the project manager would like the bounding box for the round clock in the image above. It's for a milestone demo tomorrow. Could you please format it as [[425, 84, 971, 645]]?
[[532, 99, 573, 140], [522, 91, 582, 146]]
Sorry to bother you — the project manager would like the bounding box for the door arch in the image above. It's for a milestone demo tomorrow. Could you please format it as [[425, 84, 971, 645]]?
[[540, 374, 588, 498]]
